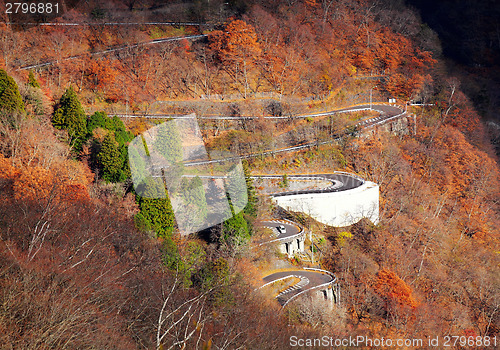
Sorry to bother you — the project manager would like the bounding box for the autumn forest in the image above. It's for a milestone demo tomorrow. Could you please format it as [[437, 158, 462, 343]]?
[[0, 0, 499, 349]]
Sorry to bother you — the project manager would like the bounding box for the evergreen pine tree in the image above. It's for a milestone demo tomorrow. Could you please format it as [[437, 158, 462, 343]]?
[[128, 139, 148, 187], [176, 176, 208, 232], [52, 86, 87, 149], [87, 111, 109, 135], [135, 196, 176, 237], [242, 160, 257, 218], [0, 69, 24, 112], [154, 121, 183, 163], [222, 210, 250, 244], [97, 133, 123, 182], [27, 71, 40, 88], [225, 164, 248, 214]]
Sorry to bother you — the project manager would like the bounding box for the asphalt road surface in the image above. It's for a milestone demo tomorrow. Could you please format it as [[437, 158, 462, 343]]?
[[261, 173, 364, 196], [18, 34, 208, 71], [260, 220, 300, 240], [114, 103, 404, 121], [262, 270, 334, 306], [179, 103, 405, 166]]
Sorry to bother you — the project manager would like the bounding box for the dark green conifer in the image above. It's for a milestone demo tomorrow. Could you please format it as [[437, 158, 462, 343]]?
[[0, 69, 24, 113], [52, 86, 87, 149], [97, 133, 123, 182], [154, 121, 183, 163], [27, 71, 40, 88]]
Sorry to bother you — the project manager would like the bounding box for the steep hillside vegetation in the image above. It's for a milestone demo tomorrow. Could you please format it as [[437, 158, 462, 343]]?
[[0, 0, 498, 348]]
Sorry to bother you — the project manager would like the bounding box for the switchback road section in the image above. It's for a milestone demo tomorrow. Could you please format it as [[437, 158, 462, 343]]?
[[260, 268, 337, 307]]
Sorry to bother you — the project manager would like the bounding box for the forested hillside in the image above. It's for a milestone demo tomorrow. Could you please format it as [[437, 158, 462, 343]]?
[[0, 0, 498, 348]]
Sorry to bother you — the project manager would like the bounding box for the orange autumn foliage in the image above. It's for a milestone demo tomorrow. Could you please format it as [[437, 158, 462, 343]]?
[[0, 153, 92, 203], [0, 153, 17, 178], [433, 126, 498, 199], [373, 269, 418, 308], [210, 19, 262, 65]]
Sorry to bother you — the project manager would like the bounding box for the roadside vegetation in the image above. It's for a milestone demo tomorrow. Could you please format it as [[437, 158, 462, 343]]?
[[0, 0, 498, 348]]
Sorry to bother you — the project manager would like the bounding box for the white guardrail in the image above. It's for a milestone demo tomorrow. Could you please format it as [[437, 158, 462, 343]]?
[[364, 111, 406, 129], [114, 107, 375, 120], [280, 268, 337, 309], [256, 267, 338, 309], [18, 34, 208, 71], [257, 275, 297, 291], [254, 175, 344, 193]]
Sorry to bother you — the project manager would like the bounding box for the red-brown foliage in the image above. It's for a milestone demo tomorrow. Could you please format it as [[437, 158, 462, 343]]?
[[373, 269, 418, 308]]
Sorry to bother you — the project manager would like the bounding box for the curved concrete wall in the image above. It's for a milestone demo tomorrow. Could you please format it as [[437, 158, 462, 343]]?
[[272, 181, 379, 227]]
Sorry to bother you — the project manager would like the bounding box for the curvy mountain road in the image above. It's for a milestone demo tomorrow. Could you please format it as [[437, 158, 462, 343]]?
[[260, 220, 301, 241], [114, 103, 404, 121], [140, 103, 396, 307], [18, 34, 208, 71], [147, 102, 406, 168], [19, 33, 406, 308], [258, 220, 337, 307], [256, 173, 364, 196], [261, 269, 336, 307]]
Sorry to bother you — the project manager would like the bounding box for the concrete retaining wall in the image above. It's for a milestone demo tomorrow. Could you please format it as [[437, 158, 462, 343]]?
[[363, 114, 415, 137], [272, 181, 379, 227], [279, 237, 305, 256]]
